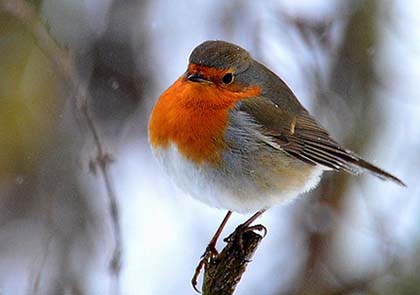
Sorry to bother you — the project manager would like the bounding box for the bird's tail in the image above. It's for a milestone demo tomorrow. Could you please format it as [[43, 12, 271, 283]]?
[[347, 156, 406, 186]]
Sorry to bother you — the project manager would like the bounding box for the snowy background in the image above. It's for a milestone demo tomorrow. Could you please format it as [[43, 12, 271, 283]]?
[[0, 0, 419, 294]]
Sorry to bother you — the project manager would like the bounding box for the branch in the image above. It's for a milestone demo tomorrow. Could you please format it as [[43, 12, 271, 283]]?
[[202, 230, 263, 295], [0, 0, 122, 293]]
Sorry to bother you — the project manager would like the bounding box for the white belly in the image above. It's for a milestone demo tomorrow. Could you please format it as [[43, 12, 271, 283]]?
[[152, 144, 324, 213]]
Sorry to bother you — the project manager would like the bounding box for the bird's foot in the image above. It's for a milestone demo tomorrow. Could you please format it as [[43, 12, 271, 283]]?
[[191, 244, 219, 293], [223, 224, 267, 254]]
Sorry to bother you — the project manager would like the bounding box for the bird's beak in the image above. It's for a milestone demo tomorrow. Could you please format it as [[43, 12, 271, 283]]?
[[187, 73, 210, 83]]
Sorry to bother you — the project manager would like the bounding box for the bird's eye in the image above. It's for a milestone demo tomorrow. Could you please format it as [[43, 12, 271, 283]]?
[[221, 73, 234, 85]]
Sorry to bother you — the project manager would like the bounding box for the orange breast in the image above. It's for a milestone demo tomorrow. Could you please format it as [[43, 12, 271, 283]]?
[[149, 75, 261, 165]]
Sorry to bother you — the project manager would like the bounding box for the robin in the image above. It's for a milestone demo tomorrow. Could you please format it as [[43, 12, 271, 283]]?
[[148, 40, 405, 290]]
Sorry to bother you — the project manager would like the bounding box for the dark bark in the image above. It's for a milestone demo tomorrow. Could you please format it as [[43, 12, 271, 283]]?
[[202, 230, 263, 295]]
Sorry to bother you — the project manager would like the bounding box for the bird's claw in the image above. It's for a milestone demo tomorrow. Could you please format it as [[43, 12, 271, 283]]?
[[191, 221, 267, 292], [223, 224, 267, 253], [191, 244, 219, 293], [201, 244, 218, 258]]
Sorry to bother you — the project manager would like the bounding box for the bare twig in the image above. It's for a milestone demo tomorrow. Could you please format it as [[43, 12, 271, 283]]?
[[202, 230, 263, 295], [0, 0, 122, 293], [31, 230, 55, 294]]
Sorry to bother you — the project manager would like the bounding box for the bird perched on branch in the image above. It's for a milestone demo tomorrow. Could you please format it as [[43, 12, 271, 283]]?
[[148, 40, 405, 290]]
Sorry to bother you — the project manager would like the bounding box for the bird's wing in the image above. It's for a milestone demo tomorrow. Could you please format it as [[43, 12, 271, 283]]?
[[237, 97, 405, 186]]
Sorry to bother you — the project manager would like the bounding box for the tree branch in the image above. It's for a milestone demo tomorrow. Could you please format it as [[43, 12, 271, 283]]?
[[202, 230, 263, 295]]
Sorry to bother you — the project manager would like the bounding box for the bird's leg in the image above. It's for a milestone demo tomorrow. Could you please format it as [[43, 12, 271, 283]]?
[[224, 209, 267, 252], [205, 210, 233, 256], [191, 210, 232, 292]]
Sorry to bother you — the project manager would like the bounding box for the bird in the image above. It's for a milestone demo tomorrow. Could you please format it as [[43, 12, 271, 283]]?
[[148, 40, 405, 290]]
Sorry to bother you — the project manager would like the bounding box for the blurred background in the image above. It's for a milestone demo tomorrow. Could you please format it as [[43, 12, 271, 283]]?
[[0, 0, 419, 294]]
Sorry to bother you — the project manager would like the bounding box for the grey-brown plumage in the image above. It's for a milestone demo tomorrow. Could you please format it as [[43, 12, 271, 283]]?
[[150, 40, 406, 291], [151, 40, 405, 214], [192, 40, 405, 187], [237, 97, 405, 186]]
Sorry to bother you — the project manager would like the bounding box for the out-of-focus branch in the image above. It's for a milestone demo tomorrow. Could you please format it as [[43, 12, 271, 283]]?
[[0, 0, 122, 293], [202, 230, 263, 295], [0, 0, 74, 89]]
